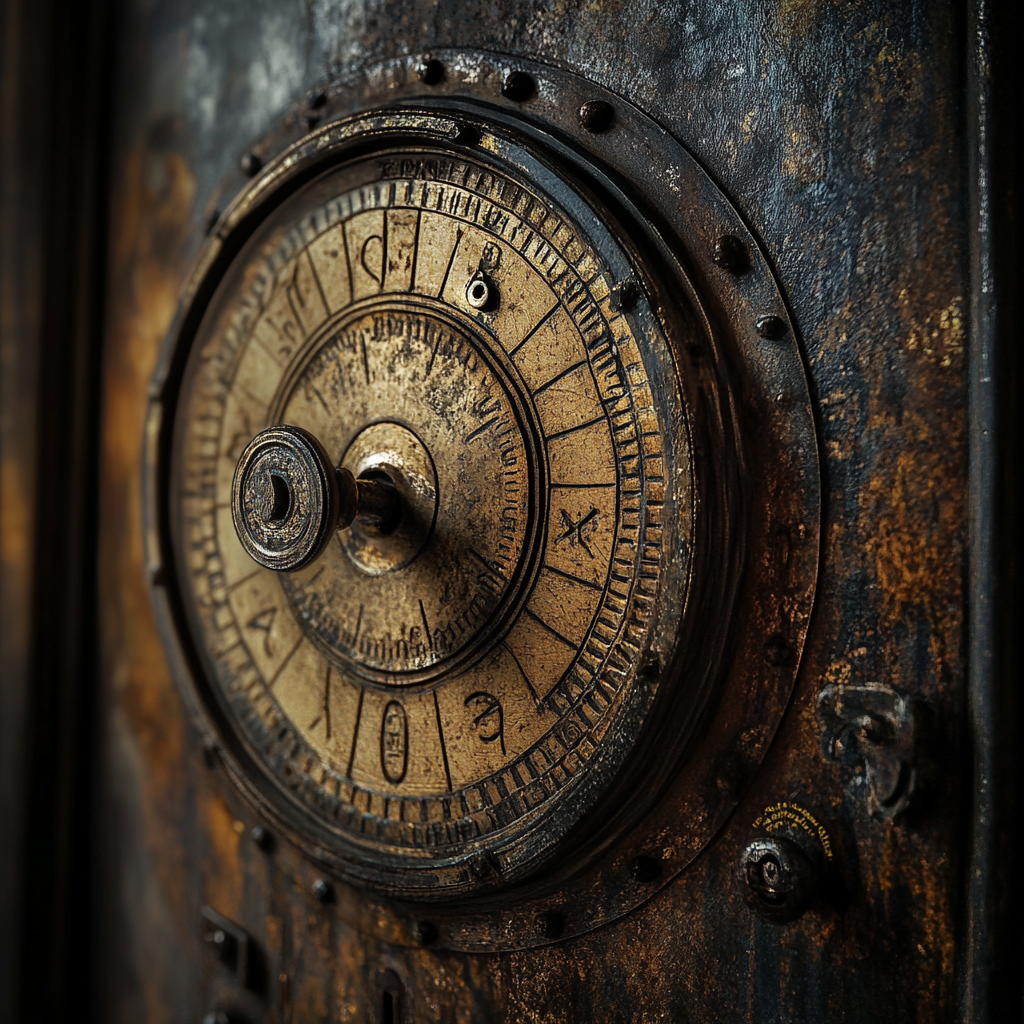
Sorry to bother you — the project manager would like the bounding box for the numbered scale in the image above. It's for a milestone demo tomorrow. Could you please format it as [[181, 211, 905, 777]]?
[[147, 88, 817, 914]]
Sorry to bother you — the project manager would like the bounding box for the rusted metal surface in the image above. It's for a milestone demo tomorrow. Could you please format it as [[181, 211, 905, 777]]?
[[94, 2, 975, 1022]]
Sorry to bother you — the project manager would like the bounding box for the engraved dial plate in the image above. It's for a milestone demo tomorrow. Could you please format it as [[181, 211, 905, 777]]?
[[167, 117, 697, 897]]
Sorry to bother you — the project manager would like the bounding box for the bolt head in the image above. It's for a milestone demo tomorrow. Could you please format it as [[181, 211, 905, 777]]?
[[713, 234, 750, 273], [756, 314, 789, 340], [738, 836, 817, 924], [578, 100, 614, 133], [250, 824, 272, 850], [240, 151, 262, 177], [501, 71, 536, 103], [311, 878, 333, 902], [417, 58, 444, 85]]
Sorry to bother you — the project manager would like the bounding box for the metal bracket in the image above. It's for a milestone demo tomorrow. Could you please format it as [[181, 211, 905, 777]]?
[[817, 682, 916, 818]]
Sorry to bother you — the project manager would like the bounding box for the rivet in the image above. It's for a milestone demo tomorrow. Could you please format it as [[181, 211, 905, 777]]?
[[311, 878, 333, 902], [417, 58, 444, 85], [713, 234, 750, 274], [465, 271, 497, 311], [306, 89, 326, 110], [250, 825, 272, 850], [612, 279, 641, 312], [534, 909, 565, 939], [630, 855, 662, 884], [501, 71, 536, 103], [765, 633, 792, 667], [756, 314, 788, 340], [240, 152, 262, 177], [414, 920, 439, 946], [578, 100, 614, 133]]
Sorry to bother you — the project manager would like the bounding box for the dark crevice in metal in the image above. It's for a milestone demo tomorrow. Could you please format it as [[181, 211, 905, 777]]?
[[963, 0, 1024, 1019]]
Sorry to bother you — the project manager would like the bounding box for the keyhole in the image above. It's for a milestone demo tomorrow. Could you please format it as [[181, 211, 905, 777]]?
[[268, 473, 291, 521], [381, 991, 395, 1024]]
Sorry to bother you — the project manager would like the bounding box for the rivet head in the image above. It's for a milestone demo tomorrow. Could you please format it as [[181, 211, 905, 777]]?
[[578, 100, 614, 133], [630, 855, 662, 884], [414, 920, 439, 946], [756, 314, 789, 340], [417, 58, 444, 85], [713, 234, 750, 273], [534, 909, 565, 939], [311, 878, 333, 902], [465, 271, 497, 311], [250, 825, 272, 850], [738, 836, 817, 924], [240, 152, 262, 177], [501, 71, 536, 103]]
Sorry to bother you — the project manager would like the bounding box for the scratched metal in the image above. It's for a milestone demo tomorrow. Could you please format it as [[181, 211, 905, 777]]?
[[96, 2, 966, 1022]]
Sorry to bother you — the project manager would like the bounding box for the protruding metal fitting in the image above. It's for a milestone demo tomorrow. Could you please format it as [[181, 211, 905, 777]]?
[[465, 271, 497, 310], [311, 878, 333, 902], [756, 314, 789, 340], [231, 424, 401, 572], [737, 835, 817, 924]]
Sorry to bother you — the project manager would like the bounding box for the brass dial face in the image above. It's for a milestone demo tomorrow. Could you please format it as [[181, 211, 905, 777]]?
[[167, 114, 702, 897]]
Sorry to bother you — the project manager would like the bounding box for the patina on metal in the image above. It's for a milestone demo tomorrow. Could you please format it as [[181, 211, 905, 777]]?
[[144, 51, 819, 951]]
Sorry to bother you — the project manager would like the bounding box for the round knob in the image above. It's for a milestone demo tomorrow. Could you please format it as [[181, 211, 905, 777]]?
[[737, 835, 818, 924], [231, 424, 400, 572]]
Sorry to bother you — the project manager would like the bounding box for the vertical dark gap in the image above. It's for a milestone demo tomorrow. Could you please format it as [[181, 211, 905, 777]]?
[[964, 0, 1024, 1019], [10, 0, 114, 1019], [382, 989, 396, 1024]]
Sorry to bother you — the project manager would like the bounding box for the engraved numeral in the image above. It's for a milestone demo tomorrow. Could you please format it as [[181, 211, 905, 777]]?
[[465, 691, 505, 756], [380, 701, 408, 784], [246, 607, 277, 656]]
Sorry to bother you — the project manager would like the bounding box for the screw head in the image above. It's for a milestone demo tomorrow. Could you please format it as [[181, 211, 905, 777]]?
[[738, 835, 817, 923], [414, 920, 439, 946], [417, 58, 444, 85], [240, 151, 262, 177], [501, 71, 536, 103], [756, 314, 789, 340], [311, 878, 333, 902], [250, 824, 272, 850], [578, 100, 614, 133], [713, 234, 750, 273], [630, 855, 662, 884]]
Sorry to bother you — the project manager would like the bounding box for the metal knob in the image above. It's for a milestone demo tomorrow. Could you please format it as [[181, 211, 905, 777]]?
[[231, 424, 401, 572], [737, 835, 818, 924]]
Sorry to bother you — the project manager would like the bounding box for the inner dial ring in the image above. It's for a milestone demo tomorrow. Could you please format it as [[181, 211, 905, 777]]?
[[173, 143, 691, 892], [273, 299, 544, 686]]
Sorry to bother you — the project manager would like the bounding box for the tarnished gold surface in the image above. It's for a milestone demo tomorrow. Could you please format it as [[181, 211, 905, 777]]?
[[171, 142, 692, 893]]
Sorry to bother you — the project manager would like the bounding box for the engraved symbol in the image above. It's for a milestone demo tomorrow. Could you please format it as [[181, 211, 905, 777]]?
[[380, 701, 408, 784], [479, 242, 502, 272], [246, 606, 277, 657], [554, 506, 600, 559], [465, 691, 505, 756], [361, 235, 384, 287]]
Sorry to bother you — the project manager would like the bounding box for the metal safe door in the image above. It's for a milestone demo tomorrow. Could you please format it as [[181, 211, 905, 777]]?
[[3, 1, 1021, 1022]]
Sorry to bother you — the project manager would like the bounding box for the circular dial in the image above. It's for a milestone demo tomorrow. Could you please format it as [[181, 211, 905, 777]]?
[[169, 118, 697, 896]]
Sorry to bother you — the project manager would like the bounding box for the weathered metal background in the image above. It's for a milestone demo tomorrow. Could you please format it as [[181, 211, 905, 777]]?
[[83, 1, 997, 1021]]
